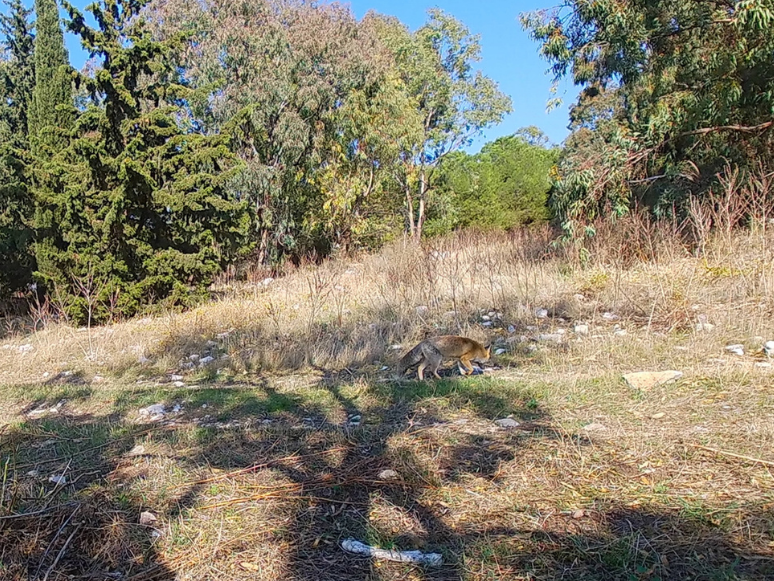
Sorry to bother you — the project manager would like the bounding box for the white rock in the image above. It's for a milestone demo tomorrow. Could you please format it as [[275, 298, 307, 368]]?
[[42, 372, 50, 379], [391, 344, 402, 350], [127, 444, 146, 456], [481, 315, 491, 321], [574, 294, 586, 301], [262, 277, 274, 286], [216, 331, 231, 340], [170, 374, 183, 381], [602, 312, 620, 321], [495, 348, 506, 355], [173, 381, 185, 387], [763, 341, 774, 357], [18, 344, 33, 353], [93, 375, 104, 383], [582, 423, 607, 432], [695, 322, 715, 332], [26, 470, 39, 477], [198, 356, 215, 365], [725, 344, 745, 356], [534, 308, 549, 319], [139, 404, 166, 420], [623, 370, 683, 391], [188, 354, 200, 361], [171, 404, 182, 413], [378, 469, 399, 480], [538, 333, 563, 343], [495, 418, 520, 429], [48, 475, 67, 486], [614, 329, 627, 337], [574, 324, 589, 335], [507, 325, 516, 334], [139, 511, 158, 525], [348, 415, 362, 426], [482, 321, 493, 327]]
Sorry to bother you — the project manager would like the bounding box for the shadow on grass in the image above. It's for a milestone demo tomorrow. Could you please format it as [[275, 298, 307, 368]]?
[[2, 373, 772, 580]]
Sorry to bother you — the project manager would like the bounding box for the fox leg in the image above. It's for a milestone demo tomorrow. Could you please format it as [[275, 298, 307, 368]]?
[[460, 357, 475, 375]]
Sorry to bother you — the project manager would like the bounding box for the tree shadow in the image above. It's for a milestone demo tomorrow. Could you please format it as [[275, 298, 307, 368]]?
[[3, 371, 772, 580]]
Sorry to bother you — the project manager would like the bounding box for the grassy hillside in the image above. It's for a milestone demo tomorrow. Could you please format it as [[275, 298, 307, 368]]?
[[1, 226, 774, 580]]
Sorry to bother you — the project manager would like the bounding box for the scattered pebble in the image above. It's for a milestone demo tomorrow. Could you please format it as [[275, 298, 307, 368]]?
[[198, 356, 215, 365], [138, 404, 166, 422], [695, 322, 715, 332], [378, 469, 399, 480], [495, 417, 519, 429], [494, 348, 506, 355], [574, 324, 589, 335], [127, 444, 146, 456], [725, 344, 745, 356], [26, 470, 39, 478], [348, 415, 362, 427], [572, 509, 585, 519], [582, 423, 607, 432], [481, 315, 491, 322], [764, 341, 774, 357], [507, 325, 516, 333], [534, 308, 549, 319], [18, 343, 34, 354], [651, 412, 666, 420], [602, 312, 620, 321], [139, 511, 158, 525], [48, 475, 67, 486], [173, 381, 185, 387]]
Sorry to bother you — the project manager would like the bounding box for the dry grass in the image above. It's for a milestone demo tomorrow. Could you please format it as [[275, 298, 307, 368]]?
[[2, 223, 774, 580]]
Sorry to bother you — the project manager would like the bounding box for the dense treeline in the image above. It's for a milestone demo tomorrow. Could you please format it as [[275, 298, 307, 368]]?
[[2, 0, 543, 321], [522, 0, 774, 237], [6, 0, 767, 321]]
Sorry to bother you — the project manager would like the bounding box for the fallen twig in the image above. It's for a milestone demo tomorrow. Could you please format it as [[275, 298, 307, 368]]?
[[692, 444, 774, 468]]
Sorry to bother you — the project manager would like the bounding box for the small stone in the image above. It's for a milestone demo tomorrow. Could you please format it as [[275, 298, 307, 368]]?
[[380, 365, 389, 371], [572, 509, 585, 519], [139, 403, 166, 420], [139, 511, 158, 525], [602, 312, 620, 321], [494, 348, 506, 355], [763, 341, 774, 357], [495, 418, 520, 429], [173, 381, 185, 387], [582, 423, 607, 432], [574, 323, 590, 335], [378, 469, 399, 480], [481, 315, 491, 321], [170, 374, 183, 381], [507, 325, 516, 334], [538, 333, 563, 343], [127, 444, 146, 456], [348, 415, 362, 426], [534, 308, 549, 319], [481, 321, 493, 327], [391, 344, 402, 350], [623, 370, 683, 391], [42, 372, 50, 379], [651, 412, 666, 419], [48, 475, 67, 486], [26, 470, 39, 477], [695, 322, 715, 332], [574, 294, 586, 301], [171, 404, 182, 413], [725, 344, 745, 356], [199, 355, 215, 365], [17, 343, 33, 353], [93, 375, 104, 383], [262, 277, 274, 286], [188, 354, 200, 361]]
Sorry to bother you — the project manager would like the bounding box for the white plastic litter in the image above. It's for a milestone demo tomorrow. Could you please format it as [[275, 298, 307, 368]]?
[[341, 538, 442, 566]]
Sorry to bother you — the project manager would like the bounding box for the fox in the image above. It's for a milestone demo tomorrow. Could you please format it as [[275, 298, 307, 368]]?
[[397, 335, 491, 381]]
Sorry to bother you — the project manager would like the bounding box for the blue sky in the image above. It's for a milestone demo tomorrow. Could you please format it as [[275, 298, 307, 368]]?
[[12, 0, 578, 151]]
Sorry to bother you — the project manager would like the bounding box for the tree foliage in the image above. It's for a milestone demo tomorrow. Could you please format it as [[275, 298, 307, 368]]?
[[0, 0, 35, 297], [28, 0, 71, 154], [32, 0, 250, 322], [371, 10, 513, 241], [522, 0, 774, 232], [429, 130, 558, 234]]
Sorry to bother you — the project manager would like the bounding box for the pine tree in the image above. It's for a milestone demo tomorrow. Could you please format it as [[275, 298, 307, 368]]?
[[0, 0, 35, 298], [28, 0, 71, 154], [33, 0, 252, 322], [0, 0, 35, 145]]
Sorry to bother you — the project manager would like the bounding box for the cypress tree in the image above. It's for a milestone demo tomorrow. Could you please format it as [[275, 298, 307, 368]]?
[[34, 0, 252, 322], [0, 0, 35, 299], [28, 0, 71, 154]]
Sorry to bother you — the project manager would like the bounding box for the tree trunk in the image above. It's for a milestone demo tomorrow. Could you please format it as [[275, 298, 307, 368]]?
[[414, 169, 428, 243]]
